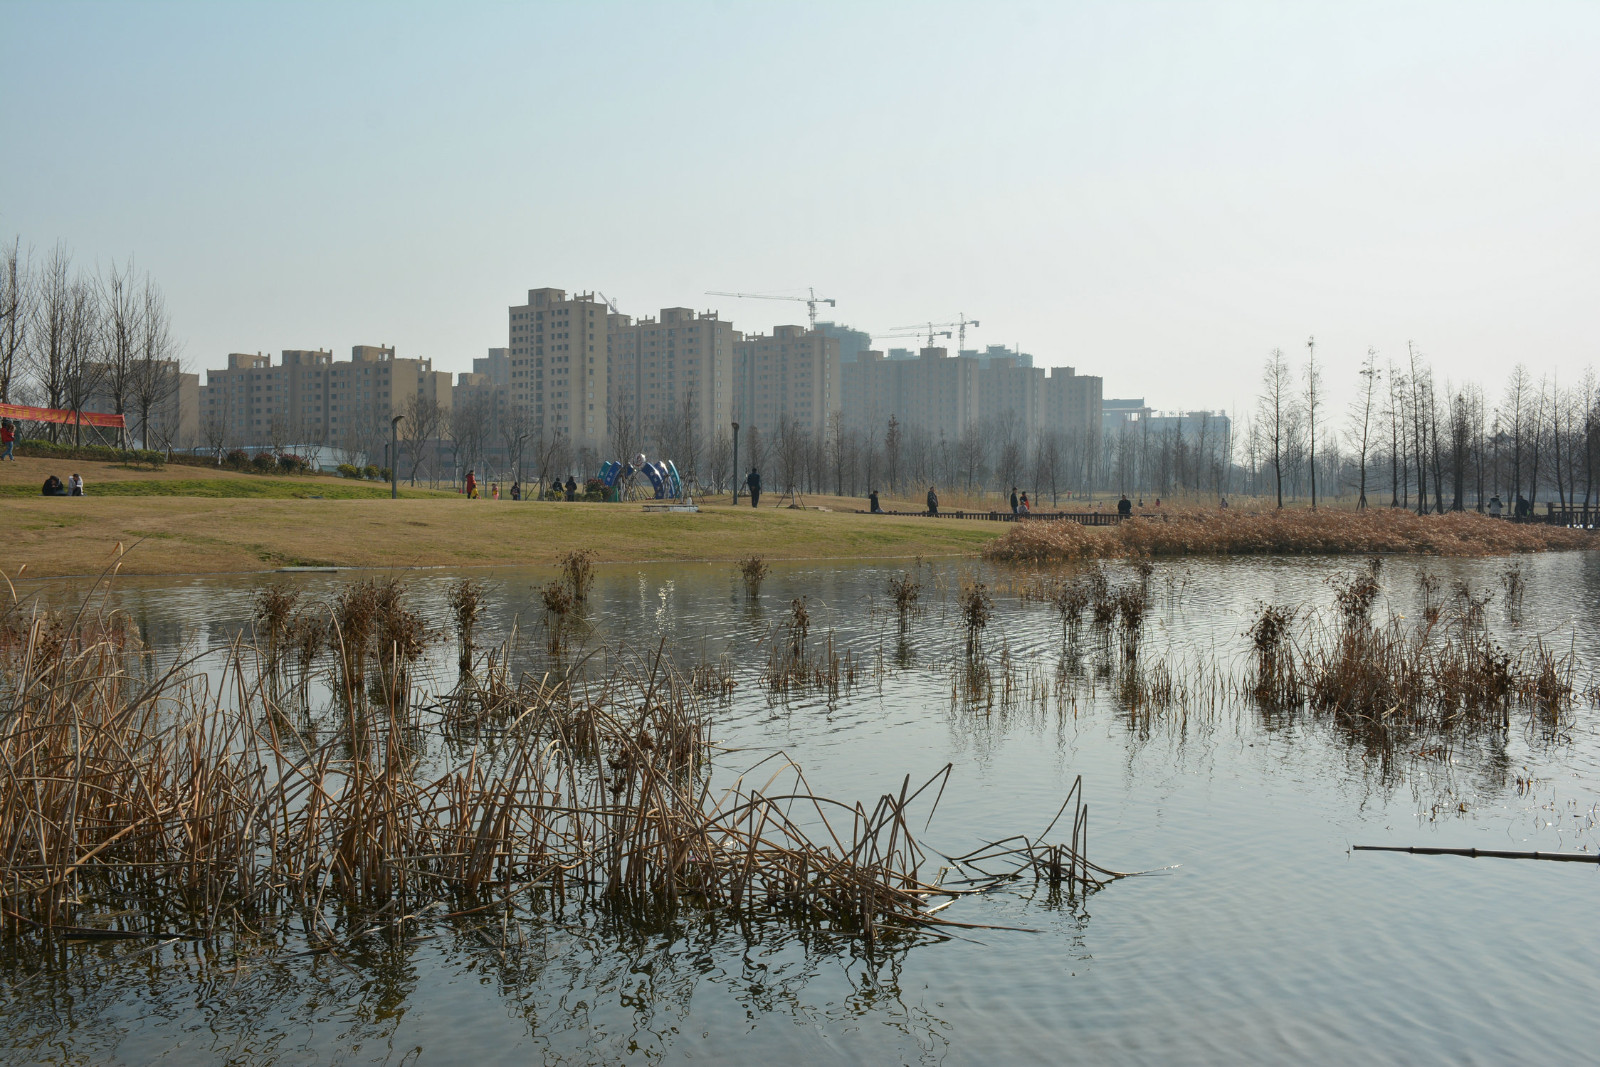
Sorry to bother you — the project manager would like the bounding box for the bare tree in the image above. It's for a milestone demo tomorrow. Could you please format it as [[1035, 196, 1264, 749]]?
[[1304, 336, 1322, 508], [129, 278, 180, 450], [60, 275, 104, 447], [1348, 347, 1380, 508], [707, 425, 731, 494], [498, 401, 530, 487], [0, 237, 31, 404], [398, 392, 442, 485], [1258, 348, 1291, 508], [98, 256, 143, 445], [883, 414, 902, 494], [608, 385, 640, 465]]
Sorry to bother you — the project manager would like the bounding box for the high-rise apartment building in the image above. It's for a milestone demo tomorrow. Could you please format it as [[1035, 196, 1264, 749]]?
[[474, 348, 511, 387], [817, 321, 873, 364], [506, 288, 608, 459], [199, 345, 452, 450], [605, 306, 734, 458], [731, 325, 840, 438], [842, 347, 1101, 449]]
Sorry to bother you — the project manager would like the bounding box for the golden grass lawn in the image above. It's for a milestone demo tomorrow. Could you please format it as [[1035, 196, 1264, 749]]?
[[2, 496, 1006, 577]]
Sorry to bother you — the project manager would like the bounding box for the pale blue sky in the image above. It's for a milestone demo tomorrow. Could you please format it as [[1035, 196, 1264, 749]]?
[[3, 1, 1596, 415]]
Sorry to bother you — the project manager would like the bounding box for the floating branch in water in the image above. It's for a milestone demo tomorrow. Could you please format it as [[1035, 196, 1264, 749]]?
[[1354, 845, 1599, 864]]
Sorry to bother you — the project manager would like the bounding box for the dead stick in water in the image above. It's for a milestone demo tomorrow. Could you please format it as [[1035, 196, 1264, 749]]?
[[1354, 845, 1599, 863]]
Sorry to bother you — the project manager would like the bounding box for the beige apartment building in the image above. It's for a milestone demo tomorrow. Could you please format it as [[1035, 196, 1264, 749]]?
[[199, 344, 453, 452], [731, 325, 841, 440], [506, 288, 609, 459], [605, 306, 734, 457], [842, 347, 1102, 448]]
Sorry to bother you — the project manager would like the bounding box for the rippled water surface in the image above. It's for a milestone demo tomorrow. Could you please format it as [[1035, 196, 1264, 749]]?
[[4, 551, 1599, 1065]]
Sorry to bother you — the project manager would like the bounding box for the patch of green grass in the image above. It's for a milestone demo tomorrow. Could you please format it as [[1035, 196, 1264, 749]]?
[[0, 479, 455, 500]]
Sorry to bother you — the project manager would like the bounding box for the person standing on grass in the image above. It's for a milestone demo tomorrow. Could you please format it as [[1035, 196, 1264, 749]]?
[[465, 469, 478, 499], [869, 488, 882, 514], [1010, 487, 1019, 515], [745, 467, 762, 509], [511, 481, 521, 501], [1, 419, 14, 461], [926, 486, 939, 517], [1118, 494, 1132, 517], [565, 474, 578, 501], [491, 482, 499, 500]]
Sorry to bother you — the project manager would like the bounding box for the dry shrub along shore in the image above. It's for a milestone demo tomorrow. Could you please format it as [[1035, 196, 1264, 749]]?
[[0, 574, 1115, 950], [984, 507, 1594, 563]]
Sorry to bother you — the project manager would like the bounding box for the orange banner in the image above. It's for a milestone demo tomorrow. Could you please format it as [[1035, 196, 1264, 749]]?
[[0, 403, 126, 429]]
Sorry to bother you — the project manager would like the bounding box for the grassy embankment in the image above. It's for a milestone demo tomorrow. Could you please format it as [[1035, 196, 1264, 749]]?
[[983, 506, 1594, 561], [1, 458, 1000, 576]]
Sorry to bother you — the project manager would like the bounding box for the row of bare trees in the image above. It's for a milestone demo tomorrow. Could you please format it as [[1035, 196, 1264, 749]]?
[[1247, 343, 1599, 511], [0, 237, 183, 448]]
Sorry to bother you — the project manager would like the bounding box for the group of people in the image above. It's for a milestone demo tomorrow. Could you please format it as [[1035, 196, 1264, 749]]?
[[461, 469, 579, 501], [40, 472, 85, 497], [1485, 494, 1533, 518]]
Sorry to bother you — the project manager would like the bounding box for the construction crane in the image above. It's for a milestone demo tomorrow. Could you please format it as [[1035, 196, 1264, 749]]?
[[704, 287, 836, 327], [870, 329, 951, 348], [892, 314, 981, 352], [597, 291, 622, 315]]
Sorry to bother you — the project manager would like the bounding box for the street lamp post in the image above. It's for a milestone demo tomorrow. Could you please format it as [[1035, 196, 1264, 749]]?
[[731, 421, 740, 505], [390, 414, 405, 499]]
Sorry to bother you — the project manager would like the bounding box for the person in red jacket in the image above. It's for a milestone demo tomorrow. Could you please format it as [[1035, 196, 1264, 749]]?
[[1, 419, 15, 461], [465, 469, 478, 499]]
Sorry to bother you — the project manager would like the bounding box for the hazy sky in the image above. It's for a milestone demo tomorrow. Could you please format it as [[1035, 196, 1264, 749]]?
[[3, 1, 1597, 417]]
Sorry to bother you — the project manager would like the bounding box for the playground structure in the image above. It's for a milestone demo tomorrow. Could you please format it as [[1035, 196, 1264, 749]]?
[[599, 454, 686, 502]]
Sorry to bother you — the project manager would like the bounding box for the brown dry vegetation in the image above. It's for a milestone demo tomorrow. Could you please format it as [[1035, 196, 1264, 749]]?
[[0, 581, 1115, 949], [983, 507, 1594, 563]]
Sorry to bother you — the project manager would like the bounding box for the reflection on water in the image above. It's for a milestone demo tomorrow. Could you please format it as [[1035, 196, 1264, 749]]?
[[4, 551, 1599, 1065]]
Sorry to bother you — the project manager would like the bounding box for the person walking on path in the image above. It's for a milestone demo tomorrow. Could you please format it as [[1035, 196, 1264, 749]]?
[[565, 474, 578, 501], [465, 470, 478, 499], [926, 486, 939, 517], [869, 488, 882, 514], [1, 419, 14, 461], [1010, 487, 1019, 516], [1117, 494, 1132, 517], [745, 467, 762, 509]]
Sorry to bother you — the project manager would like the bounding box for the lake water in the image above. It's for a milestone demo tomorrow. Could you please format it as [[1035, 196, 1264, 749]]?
[[3, 551, 1598, 1065]]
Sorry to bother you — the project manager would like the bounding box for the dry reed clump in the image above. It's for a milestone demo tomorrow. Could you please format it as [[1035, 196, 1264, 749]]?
[[1246, 564, 1590, 758], [0, 593, 1113, 944], [887, 572, 921, 621], [764, 597, 857, 693], [448, 578, 486, 672], [983, 507, 1595, 564], [737, 554, 769, 590], [958, 583, 994, 653], [560, 549, 595, 603]]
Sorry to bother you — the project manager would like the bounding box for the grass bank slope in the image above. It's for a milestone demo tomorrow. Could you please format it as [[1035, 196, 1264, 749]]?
[[983, 507, 1594, 563], [0, 456, 452, 499], [4, 498, 1003, 577]]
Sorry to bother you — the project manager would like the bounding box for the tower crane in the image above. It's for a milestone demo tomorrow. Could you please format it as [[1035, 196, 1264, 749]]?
[[704, 287, 836, 327], [891, 314, 981, 352], [870, 329, 951, 348]]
